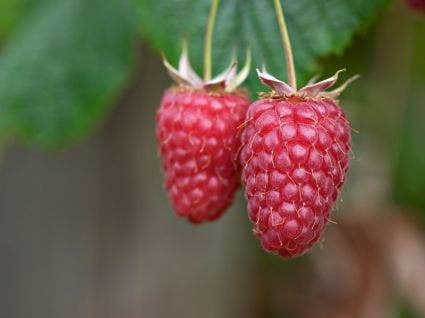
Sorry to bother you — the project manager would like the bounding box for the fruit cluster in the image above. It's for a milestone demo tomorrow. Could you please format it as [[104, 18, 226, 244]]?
[[155, 0, 356, 259]]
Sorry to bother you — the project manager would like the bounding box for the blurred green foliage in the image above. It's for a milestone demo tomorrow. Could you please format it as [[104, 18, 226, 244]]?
[[399, 301, 422, 318], [135, 0, 390, 93], [393, 20, 425, 214], [1, 0, 424, 216], [0, 0, 390, 147], [0, 0, 138, 147], [0, 0, 29, 40], [393, 88, 425, 213]]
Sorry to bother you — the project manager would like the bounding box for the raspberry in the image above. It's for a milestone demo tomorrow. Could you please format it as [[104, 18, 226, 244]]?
[[157, 88, 249, 223], [157, 44, 250, 223], [240, 69, 355, 257]]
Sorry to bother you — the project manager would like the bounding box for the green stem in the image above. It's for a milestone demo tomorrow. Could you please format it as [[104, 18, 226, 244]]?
[[273, 0, 297, 90], [204, 0, 220, 81]]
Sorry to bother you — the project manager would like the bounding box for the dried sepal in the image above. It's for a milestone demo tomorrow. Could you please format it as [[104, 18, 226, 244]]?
[[256, 68, 295, 95], [226, 49, 251, 92], [204, 63, 237, 91], [257, 67, 358, 98], [162, 54, 195, 87], [320, 75, 360, 98], [298, 69, 345, 97], [178, 43, 203, 88], [162, 44, 250, 92]]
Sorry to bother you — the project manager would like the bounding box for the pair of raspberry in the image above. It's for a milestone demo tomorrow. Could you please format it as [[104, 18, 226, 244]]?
[[156, 46, 355, 258]]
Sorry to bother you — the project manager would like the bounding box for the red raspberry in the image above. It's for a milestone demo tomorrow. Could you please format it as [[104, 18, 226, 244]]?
[[240, 69, 355, 257], [157, 46, 250, 223], [157, 88, 249, 223]]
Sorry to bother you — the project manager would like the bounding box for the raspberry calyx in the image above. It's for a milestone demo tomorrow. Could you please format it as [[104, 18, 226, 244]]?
[[256, 68, 359, 99], [163, 43, 251, 93]]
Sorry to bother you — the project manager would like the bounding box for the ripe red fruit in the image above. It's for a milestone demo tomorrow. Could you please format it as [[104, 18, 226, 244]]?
[[157, 89, 249, 223], [156, 48, 250, 223], [240, 69, 356, 257]]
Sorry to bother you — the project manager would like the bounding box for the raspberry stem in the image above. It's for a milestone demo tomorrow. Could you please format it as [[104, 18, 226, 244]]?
[[273, 0, 297, 90], [204, 0, 220, 81]]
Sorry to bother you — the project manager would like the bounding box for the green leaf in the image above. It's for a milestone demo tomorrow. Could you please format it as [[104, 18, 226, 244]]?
[[392, 21, 425, 213], [0, 0, 138, 147], [0, 1, 50, 41], [135, 0, 389, 93], [393, 85, 425, 212], [0, 0, 27, 40]]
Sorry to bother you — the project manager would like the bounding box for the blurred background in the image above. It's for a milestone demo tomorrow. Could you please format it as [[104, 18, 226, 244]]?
[[0, 0, 425, 317]]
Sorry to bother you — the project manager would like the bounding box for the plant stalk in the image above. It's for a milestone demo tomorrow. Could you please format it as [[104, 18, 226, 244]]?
[[204, 0, 220, 81], [273, 0, 297, 90]]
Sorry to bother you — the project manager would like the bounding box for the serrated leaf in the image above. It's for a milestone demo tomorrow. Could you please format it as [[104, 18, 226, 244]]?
[[135, 0, 389, 94], [0, 0, 138, 147]]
